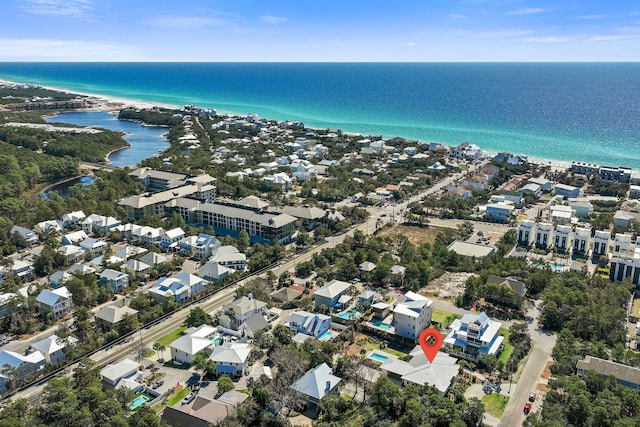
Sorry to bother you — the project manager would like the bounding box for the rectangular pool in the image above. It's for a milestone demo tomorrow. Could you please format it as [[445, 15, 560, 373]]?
[[370, 320, 392, 330], [369, 352, 389, 363], [318, 330, 337, 340], [129, 394, 150, 411]]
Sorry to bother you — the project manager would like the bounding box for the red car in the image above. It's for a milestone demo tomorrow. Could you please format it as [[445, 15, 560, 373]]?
[[523, 402, 532, 415]]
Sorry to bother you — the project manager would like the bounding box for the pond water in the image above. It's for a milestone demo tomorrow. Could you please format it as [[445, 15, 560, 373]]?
[[43, 175, 95, 200], [45, 111, 170, 167]]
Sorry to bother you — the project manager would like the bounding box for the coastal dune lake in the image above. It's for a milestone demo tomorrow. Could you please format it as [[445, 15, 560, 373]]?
[[4, 62, 640, 168], [45, 111, 169, 167]]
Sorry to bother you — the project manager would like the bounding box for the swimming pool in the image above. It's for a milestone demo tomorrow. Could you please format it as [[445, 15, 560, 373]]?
[[129, 394, 150, 411], [369, 352, 389, 363], [337, 310, 360, 320], [548, 261, 565, 272], [370, 320, 392, 330], [318, 330, 337, 340]]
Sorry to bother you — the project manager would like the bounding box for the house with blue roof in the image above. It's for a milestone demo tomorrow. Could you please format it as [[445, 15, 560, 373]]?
[[444, 312, 504, 361], [288, 311, 331, 339], [290, 363, 341, 407]]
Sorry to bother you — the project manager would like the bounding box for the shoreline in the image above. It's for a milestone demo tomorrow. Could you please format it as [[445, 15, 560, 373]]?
[[0, 77, 604, 172]]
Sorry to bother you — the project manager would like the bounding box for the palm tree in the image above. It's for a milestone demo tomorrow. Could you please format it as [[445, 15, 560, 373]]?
[[153, 342, 166, 362]]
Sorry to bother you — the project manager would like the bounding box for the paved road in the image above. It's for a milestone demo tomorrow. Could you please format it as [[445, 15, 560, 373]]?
[[498, 301, 556, 427]]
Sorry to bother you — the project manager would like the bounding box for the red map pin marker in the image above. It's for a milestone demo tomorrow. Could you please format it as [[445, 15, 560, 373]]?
[[418, 328, 443, 364]]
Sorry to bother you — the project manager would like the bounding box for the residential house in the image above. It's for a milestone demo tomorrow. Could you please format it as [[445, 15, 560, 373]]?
[[629, 185, 640, 200], [550, 205, 574, 225], [0, 350, 44, 393], [554, 183, 581, 198], [238, 315, 270, 339], [209, 246, 246, 271], [35, 220, 64, 235], [521, 183, 542, 197], [100, 358, 141, 388], [79, 237, 108, 257], [10, 260, 35, 280], [61, 230, 88, 246], [98, 269, 129, 293], [262, 172, 292, 190], [290, 363, 341, 407], [131, 225, 164, 245], [66, 263, 96, 275], [288, 311, 331, 338], [61, 210, 86, 227], [485, 202, 515, 223], [554, 225, 572, 254], [573, 227, 591, 256], [161, 392, 248, 427], [179, 233, 221, 260], [49, 271, 72, 289], [269, 286, 303, 303], [94, 304, 139, 329], [82, 214, 121, 235], [444, 312, 504, 360], [36, 286, 73, 320], [527, 178, 552, 192], [10, 225, 38, 245], [0, 293, 19, 318], [571, 162, 599, 176], [198, 261, 232, 281], [393, 291, 433, 341], [219, 295, 267, 330], [371, 302, 392, 321], [140, 251, 168, 268], [290, 160, 317, 181], [593, 230, 611, 257], [170, 324, 218, 364], [535, 222, 553, 249], [577, 355, 640, 391], [449, 142, 482, 161], [380, 346, 458, 395], [314, 280, 352, 310], [208, 343, 251, 377], [149, 272, 206, 303], [518, 220, 536, 246], [610, 247, 640, 285], [614, 210, 634, 229], [30, 334, 74, 364], [121, 259, 151, 279], [114, 245, 148, 261], [486, 275, 527, 297], [57, 245, 85, 263]]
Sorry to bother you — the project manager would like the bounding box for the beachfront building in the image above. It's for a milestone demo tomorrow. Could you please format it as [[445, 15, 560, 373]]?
[[444, 312, 504, 361], [573, 227, 591, 257], [571, 162, 599, 176], [535, 222, 553, 250], [554, 225, 572, 254], [314, 280, 352, 311], [449, 142, 482, 161], [168, 198, 296, 244], [593, 230, 611, 257], [517, 220, 535, 246], [288, 311, 331, 339], [393, 291, 433, 341], [600, 166, 632, 183]]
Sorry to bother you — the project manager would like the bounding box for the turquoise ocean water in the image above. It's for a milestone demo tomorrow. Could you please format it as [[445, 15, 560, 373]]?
[[0, 63, 639, 168]]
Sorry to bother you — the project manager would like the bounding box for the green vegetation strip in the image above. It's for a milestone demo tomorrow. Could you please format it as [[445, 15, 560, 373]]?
[[156, 326, 187, 347], [167, 388, 190, 407], [482, 394, 509, 418], [431, 308, 461, 326], [498, 328, 514, 364]]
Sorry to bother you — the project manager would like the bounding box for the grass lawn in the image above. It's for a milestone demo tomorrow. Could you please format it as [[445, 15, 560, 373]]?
[[167, 388, 190, 407], [431, 308, 461, 327], [363, 342, 407, 358], [498, 328, 514, 364], [482, 394, 510, 418], [156, 326, 187, 347]]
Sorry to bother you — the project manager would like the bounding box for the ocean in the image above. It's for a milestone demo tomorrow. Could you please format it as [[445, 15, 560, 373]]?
[[1, 62, 639, 168]]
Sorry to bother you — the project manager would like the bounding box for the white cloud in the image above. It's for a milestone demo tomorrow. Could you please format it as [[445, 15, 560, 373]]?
[[586, 35, 621, 42], [20, 0, 92, 17], [404, 42, 420, 46], [525, 37, 571, 43], [508, 8, 551, 16], [260, 15, 288, 25], [0, 38, 149, 61], [571, 14, 609, 21], [145, 16, 234, 30]]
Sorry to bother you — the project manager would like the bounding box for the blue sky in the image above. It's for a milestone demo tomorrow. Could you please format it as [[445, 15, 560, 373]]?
[[1, 0, 638, 61]]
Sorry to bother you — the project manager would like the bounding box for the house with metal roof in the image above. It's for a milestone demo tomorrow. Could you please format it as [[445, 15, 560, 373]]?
[[36, 286, 73, 320], [170, 324, 218, 364], [290, 363, 341, 407], [393, 291, 433, 341], [209, 246, 246, 271], [30, 334, 76, 364], [577, 355, 640, 391], [208, 343, 251, 377], [98, 269, 129, 293], [288, 311, 331, 339], [0, 350, 44, 393], [314, 280, 352, 310], [100, 358, 141, 388], [198, 262, 232, 282]]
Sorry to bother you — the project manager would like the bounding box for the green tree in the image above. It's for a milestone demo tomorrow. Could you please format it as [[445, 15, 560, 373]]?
[[217, 376, 235, 395], [185, 306, 212, 328], [192, 350, 216, 381]]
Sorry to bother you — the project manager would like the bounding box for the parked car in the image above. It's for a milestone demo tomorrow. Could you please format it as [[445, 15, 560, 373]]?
[[523, 402, 532, 414], [529, 391, 536, 402], [182, 393, 196, 405], [152, 379, 164, 389]]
